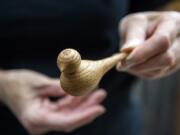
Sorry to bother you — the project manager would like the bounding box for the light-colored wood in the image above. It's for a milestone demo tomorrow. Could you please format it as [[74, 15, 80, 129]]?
[[57, 48, 128, 96]]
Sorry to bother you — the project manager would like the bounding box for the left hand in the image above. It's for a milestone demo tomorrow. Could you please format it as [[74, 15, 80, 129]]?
[[0, 69, 107, 135], [116, 11, 180, 79]]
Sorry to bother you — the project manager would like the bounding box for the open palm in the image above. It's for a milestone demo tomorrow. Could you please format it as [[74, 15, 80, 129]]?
[[1, 70, 106, 135]]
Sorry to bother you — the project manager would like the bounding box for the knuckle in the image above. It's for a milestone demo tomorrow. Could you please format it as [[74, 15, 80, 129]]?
[[163, 52, 175, 66], [162, 11, 180, 20], [130, 57, 144, 65], [126, 13, 146, 21], [133, 56, 143, 63], [119, 13, 146, 28], [158, 34, 171, 50], [131, 50, 146, 63], [160, 12, 180, 28]]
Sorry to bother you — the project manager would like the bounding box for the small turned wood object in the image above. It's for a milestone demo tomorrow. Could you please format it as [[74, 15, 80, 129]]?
[[57, 48, 129, 96]]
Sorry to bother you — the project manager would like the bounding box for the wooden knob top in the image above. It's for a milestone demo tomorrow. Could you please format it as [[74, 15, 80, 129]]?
[[57, 49, 81, 73]]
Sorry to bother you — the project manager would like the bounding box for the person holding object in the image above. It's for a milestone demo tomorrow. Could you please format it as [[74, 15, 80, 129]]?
[[117, 12, 180, 79], [0, 0, 179, 135]]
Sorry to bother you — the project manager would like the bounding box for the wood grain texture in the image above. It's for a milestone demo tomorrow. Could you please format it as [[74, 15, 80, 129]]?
[[57, 48, 128, 96]]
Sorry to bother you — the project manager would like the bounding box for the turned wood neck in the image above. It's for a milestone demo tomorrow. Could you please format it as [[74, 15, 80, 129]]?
[[96, 52, 128, 74]]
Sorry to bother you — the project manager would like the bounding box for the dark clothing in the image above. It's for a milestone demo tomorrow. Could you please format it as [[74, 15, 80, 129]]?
[[0, 0, 169, 135]]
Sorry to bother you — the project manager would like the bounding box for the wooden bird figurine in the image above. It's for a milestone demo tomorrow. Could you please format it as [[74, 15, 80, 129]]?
[[57, 48, 129, 96]]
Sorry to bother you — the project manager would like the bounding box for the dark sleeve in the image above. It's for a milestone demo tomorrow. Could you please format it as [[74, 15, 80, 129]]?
[[129, 0, 170, 12], [0, 48, 13, 69]]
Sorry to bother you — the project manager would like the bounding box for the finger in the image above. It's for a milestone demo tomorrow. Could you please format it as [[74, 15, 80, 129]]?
[[57, 89, 106, 109], [169, 36, 180, 68], [38, 79, 66, 97], [61, 105, 106, 132], [127, 12, 159, 43], [125, 65, 171, 79], [120, 13, 180, 69], [140, 67, 170, 79], [121, 18, 179, 70], [154, 18, 179, 44], [120, 14, 148, 52], [77, 89, 107, 110], [119, 51, 175, 72], [123, 68, 161, 79], [122, 36, 180, 79], [147, 19, 160, 38], [46, 105, 105, 132], [121, 32, 170, 69], [137, 70, 162, 79]]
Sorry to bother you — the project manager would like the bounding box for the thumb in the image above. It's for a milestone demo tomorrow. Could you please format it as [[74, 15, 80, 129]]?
[[37, 79, 66, 97]]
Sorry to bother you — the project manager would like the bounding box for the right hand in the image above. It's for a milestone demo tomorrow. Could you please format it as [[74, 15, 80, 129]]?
[[0, 69, 107, 135], [117, 12, 180, 79]]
